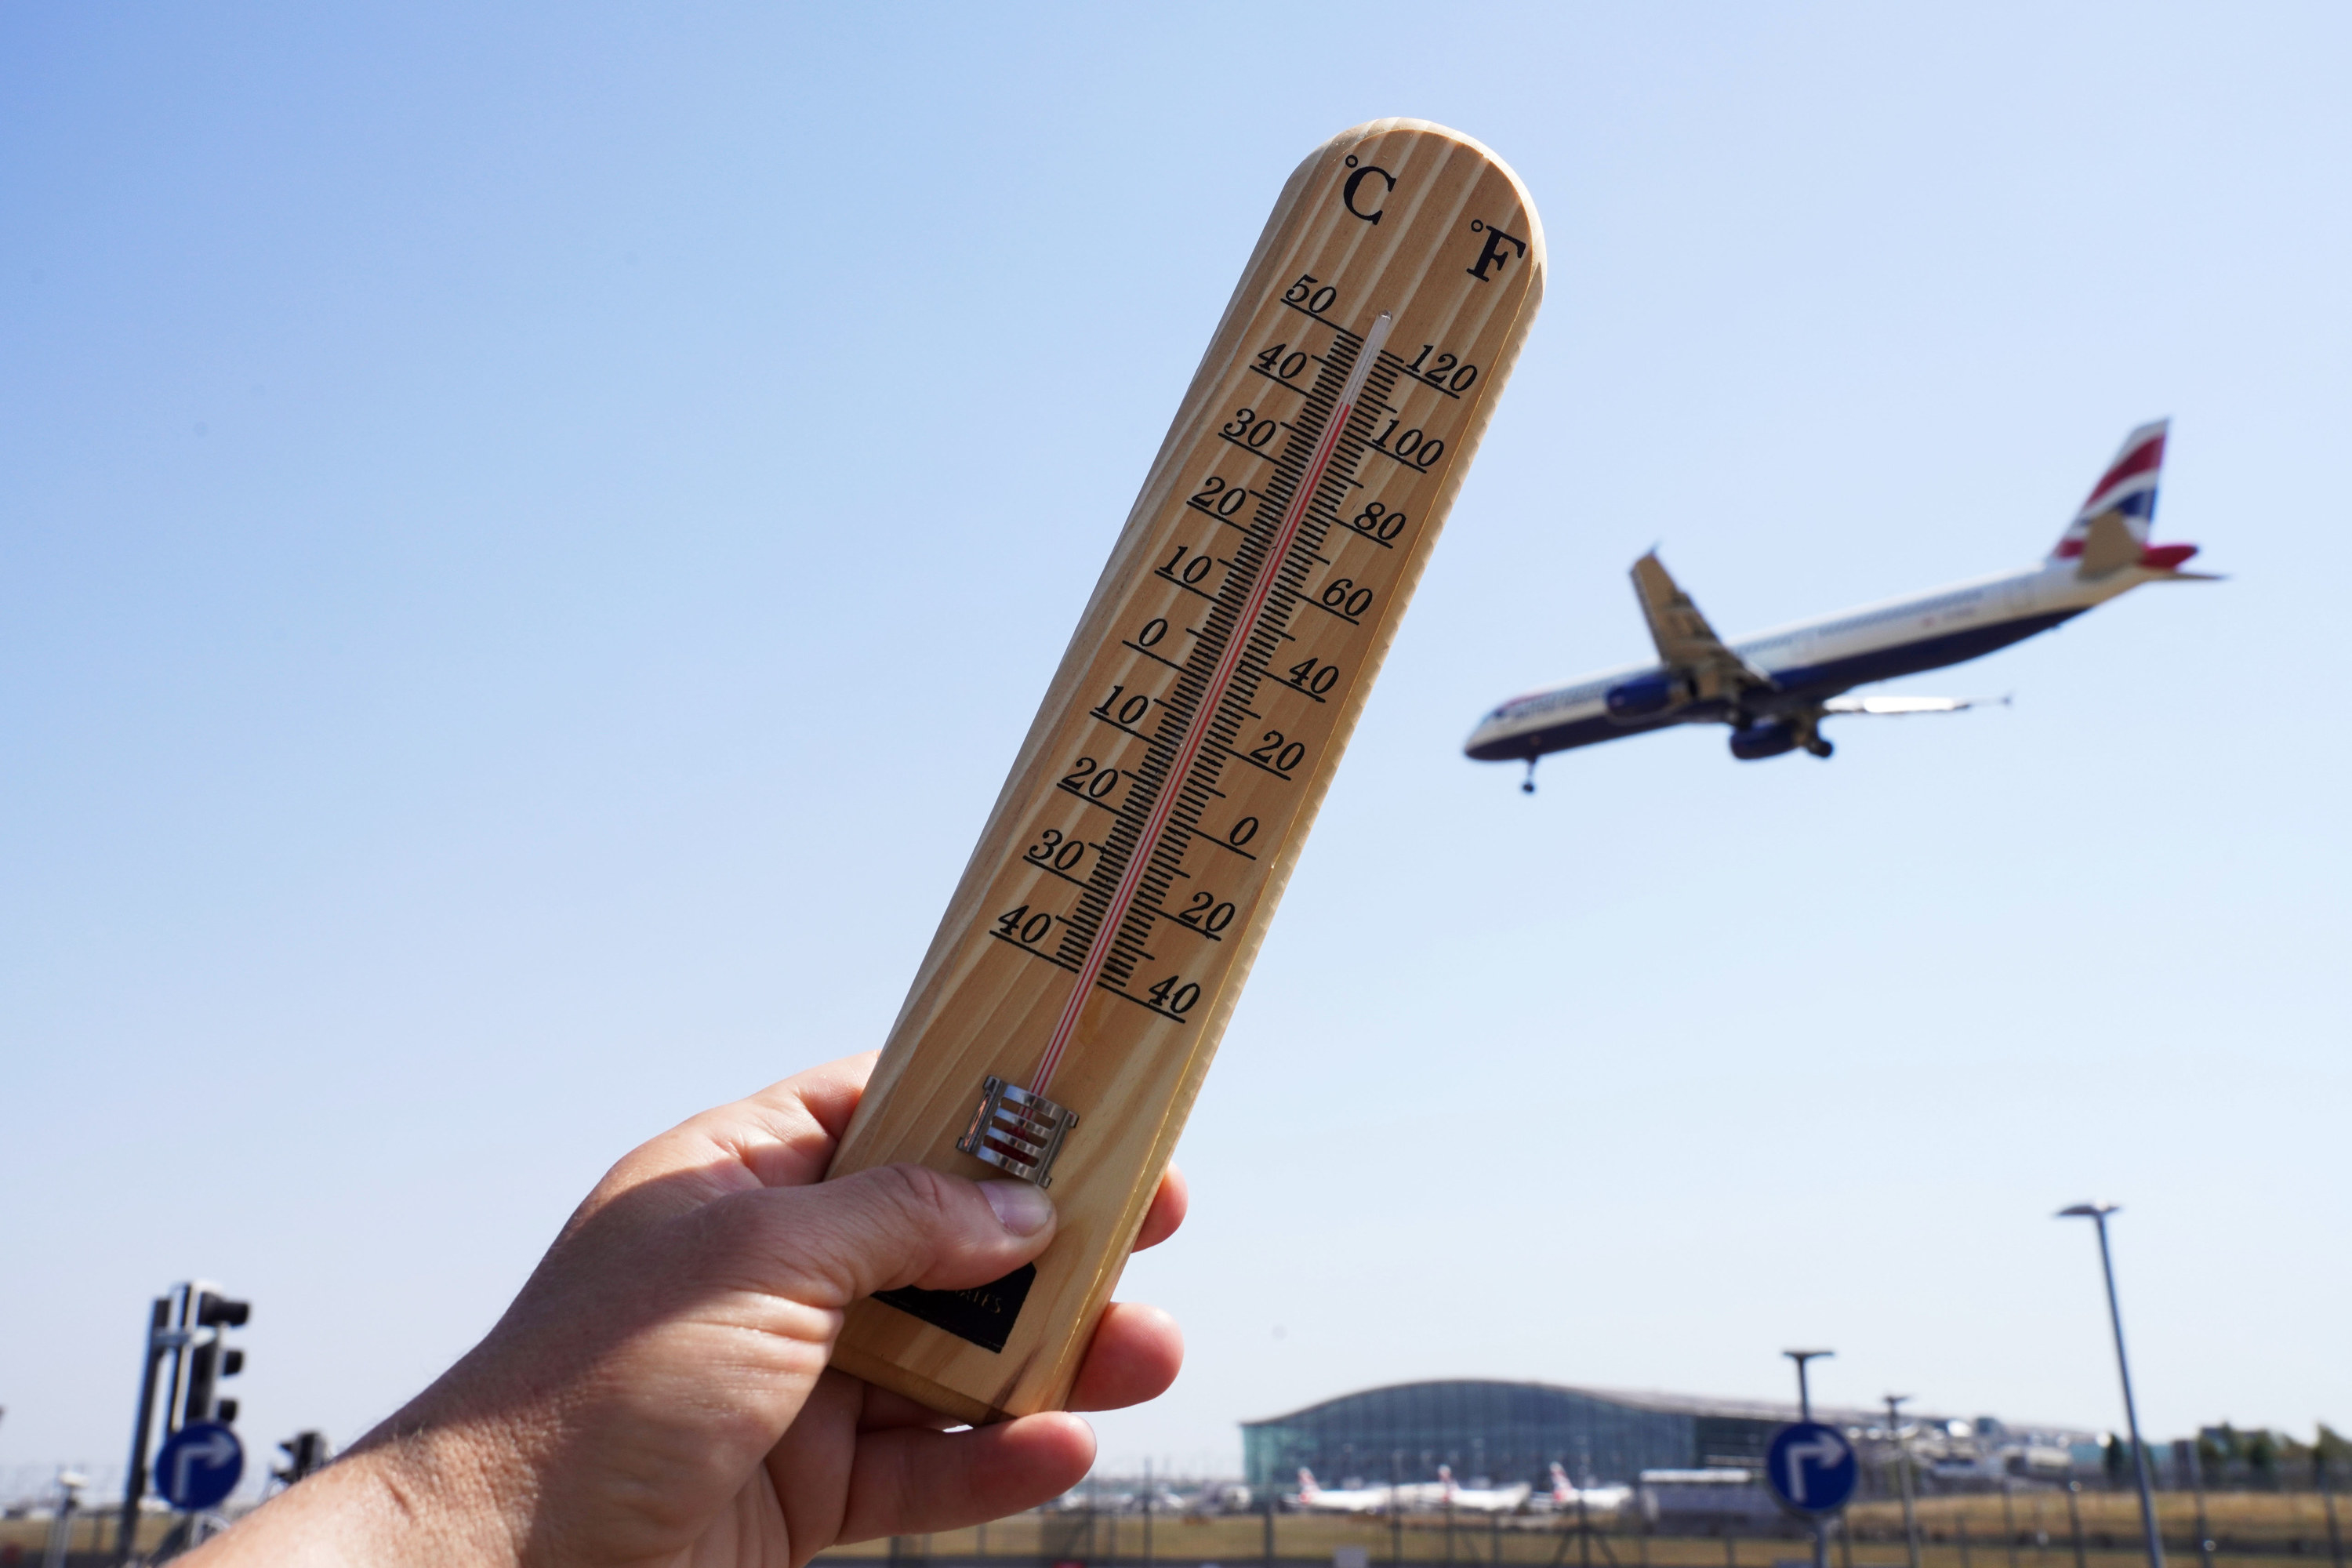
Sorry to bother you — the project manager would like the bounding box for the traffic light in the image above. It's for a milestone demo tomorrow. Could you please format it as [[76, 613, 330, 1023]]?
[[274, 1430, 332, 1486], [119, 1281, 257, 1562], [195, 1291, 250, 1329], [183, 1290, 251, 1425]]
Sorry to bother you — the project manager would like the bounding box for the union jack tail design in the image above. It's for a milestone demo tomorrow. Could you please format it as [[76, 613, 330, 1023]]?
[[2052, 419, 2167, 561], [1298, 1469, 1321, 1501], [1551, 1463, 1574, 1503]]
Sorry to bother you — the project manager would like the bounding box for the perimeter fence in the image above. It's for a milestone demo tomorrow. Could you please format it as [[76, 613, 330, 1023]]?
[[809, 1486, 2351, 1568], [4, 1479, 2344, 1567]]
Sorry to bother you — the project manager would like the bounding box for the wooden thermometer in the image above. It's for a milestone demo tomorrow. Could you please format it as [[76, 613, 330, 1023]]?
[[823, 118, 1544, 1422]]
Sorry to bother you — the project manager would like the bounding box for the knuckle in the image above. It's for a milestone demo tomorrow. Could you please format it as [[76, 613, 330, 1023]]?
[[704, 1189, 779, 1256], [863, 1163, 972, 1290], [873, 1161, 957, 1229], [670, 1189, 792, 1296]]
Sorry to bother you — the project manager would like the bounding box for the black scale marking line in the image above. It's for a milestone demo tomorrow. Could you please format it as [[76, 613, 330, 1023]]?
[[1094, 980, 1191, 1024], [1154, 574, 1221, 605], [1087, 711, 1160, 746], [1124, 641, 1191, 676], [989, 929, 1083, 975], [1022, 858, 1098, 894]]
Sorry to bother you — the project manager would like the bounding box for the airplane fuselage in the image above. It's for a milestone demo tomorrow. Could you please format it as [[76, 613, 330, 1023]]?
[[1465, 556, 2169, 763]]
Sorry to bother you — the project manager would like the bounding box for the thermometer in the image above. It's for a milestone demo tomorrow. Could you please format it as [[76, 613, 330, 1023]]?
[[823, 118, 1544, 1422]]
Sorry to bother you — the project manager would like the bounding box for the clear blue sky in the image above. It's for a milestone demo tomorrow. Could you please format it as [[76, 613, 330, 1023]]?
[[5, 2, 2347, 1494]]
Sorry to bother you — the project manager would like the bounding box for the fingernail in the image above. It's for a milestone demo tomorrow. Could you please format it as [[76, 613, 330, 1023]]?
[[981, 1179, 1055, 1236]]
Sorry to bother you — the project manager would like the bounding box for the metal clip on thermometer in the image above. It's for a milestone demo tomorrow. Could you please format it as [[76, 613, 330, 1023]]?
[[823, 118, 1545, 1423]]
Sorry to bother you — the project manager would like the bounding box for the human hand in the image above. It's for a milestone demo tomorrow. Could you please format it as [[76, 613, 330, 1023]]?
[[193, 1051, 1185, 1567]]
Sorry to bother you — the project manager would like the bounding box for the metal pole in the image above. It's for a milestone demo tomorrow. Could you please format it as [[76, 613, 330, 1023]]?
[[2062, 1207, 2167, 1568], [42, 1474, 82, 1568], [2322, 1461, 2343, 1568], [2189, 1438, 2212, 1568], [2094, 1215, 2168, 1568], [1144, 1457, 1154, 1568], [1784, 1351, 1834, 1568], [1887, 1396, 1922, 1568], [2003, 1481, 2020, 1568], [113, 1297, 170, 1566], [2066, 1483, 2087, 1568], [161, 1283, 195, 1437], [1785, 1354, 1820, 1422]]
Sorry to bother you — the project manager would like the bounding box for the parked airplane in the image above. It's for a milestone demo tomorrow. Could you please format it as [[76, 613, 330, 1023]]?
[[1465, 421, 2212, 787], [1293, 1466, 1535, 1514], [1434, 1466, 1532, 1513], [1536, 1463, 1634, 1515], [1290, 1469, 1392, 1513]]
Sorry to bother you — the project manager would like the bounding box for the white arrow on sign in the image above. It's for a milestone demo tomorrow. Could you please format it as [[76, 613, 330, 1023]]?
[[1780, 1432, 1849, 1505], [171, 1428, 239, 1501]]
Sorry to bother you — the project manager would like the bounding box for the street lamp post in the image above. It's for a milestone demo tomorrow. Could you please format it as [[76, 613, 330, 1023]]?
[[1784, 1349, 1833, 1423], [1886, 1395, 1922, 1568], [1785, 1351, 1835, 1568], [2059, 1202, 2165, 1568]]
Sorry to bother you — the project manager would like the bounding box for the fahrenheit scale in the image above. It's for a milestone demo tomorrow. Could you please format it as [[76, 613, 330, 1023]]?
[[824, 118, 1545, 1421]]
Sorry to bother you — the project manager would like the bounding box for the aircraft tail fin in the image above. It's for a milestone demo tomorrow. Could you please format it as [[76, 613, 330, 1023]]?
[[1551, 1463, 1573, 1503], [2051, 419, 2169, 566], [1298, 1469, 1320, 1501]]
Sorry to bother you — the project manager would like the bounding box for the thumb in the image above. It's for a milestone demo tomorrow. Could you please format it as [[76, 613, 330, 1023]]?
[[717, 1163, 1058, 1310]]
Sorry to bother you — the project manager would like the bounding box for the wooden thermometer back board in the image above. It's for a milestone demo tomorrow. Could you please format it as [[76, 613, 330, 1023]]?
[[824, 118, 1544, 1422]]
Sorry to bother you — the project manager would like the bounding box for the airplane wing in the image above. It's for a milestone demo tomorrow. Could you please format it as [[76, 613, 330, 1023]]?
[[1629, 552, 1774, 699], [1821, 694, 2005, 715]]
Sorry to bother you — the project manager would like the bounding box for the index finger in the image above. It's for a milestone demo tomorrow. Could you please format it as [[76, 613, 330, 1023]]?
[[1133, 1165, 1188, 1252], [573, 1051, 880, 1228]]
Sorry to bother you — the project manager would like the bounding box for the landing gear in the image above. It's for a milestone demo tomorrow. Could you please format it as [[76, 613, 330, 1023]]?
[[1521, 757, 1539, 794], [1794, 712, 1833, 760]]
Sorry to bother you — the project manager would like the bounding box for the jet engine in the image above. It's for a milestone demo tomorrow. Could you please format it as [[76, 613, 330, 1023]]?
[[1605, 673, 1686, 720], [1728, 720, 1799, 760]]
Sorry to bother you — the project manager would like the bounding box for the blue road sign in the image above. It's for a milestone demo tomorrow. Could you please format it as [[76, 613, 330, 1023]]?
[[1765, 1421, 1857, 1515], [157, 1421, 245, 1512]]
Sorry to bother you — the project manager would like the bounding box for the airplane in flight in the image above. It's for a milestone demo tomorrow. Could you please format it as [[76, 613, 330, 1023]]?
[[1465, 421, 2212, 788]]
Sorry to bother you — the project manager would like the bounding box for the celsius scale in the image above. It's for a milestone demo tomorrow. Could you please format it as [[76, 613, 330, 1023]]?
[[824, 118, 1545, 1422]]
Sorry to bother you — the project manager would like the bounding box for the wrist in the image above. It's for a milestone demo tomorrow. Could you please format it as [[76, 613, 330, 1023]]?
[[189, 1417, 527, 1567], [346, 1417, 532, 1566]]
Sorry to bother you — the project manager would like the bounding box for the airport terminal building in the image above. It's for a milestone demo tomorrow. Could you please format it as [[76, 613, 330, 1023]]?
[[1240, 1380, 2088, 1490], [1242, 1381, 1827, 1489]]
